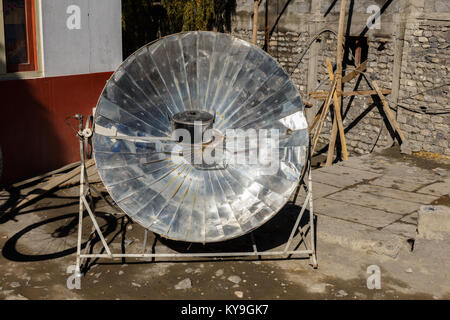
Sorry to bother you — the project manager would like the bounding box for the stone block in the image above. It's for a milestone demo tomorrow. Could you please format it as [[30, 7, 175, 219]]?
[[327, 190, 423, 215], [417, 180, 450, 197], [417, 205, 450, 240], [314, 198, 402, 228]]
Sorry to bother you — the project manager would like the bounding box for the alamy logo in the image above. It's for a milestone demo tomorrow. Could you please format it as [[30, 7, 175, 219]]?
[[66, 265, 81, 290], [366, 5, 381, 30], [366, 265, 381, 289], [66, 5, 81, 30]]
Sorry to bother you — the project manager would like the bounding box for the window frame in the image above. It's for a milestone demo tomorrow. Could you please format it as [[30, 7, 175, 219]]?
[[0, 0, 41, 77]]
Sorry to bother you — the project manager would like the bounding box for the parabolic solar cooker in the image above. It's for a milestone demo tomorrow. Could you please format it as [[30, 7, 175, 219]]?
[[93, 31, 308, 244]]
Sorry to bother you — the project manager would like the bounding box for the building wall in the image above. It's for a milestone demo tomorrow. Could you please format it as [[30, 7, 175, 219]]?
[[0, 72, 112, 184], [232, 0, 449, 156], [0, 0, 122, 184], [41, 0, 122, 77], [397, 19, 449, 154]]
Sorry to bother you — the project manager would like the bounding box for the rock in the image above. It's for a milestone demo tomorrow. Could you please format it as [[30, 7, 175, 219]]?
[[175, 278, 192, 290], [228, 275, 242, 284], [118, 271, 124, 276], [309, 283, 327, 293], [400, 143, 412, 155], [366, 237, 404, 259], [354, 292, 367, 299], [432, 168, 448, 177], [5, 294, 28, 300], [337, 290, 348, 297], [131, 282, 141, 288], [215, 269, 224, 277], [10, 282, 21, 288], [405, 268, 413, 273], [234, 291, 244, 298], [185, 268, 193, 274], [418, 205, 450, 240]]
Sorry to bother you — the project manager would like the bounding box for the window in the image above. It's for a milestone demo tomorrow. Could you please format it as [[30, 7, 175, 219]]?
[[0, 0, 37, 73]]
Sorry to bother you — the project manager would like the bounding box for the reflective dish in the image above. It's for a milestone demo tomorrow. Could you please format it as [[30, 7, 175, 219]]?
[[93, 31, 308, 243]]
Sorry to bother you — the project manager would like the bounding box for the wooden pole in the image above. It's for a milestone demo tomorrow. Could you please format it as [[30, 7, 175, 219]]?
[[372, 80, 406, 144], [13, 159, 95, 210], [331, 0, 349, 161], [325, 60, 338, 166], [325, 59, 349, 165], [309, 102, 326, 133], [253, 0, 259, 45], [264, 0, 270, 52], [312, 79, 337, 156], [335, 0, 347, 97], [309, 89, 392, 100], [12, 161, 81, 188], [0, 0, 6, 74]]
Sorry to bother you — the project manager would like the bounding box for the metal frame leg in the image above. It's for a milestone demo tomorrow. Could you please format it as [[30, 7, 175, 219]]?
[[75, 126, 87, 278], [142, 229, 149, 254], [308, 165, 318, 268], [75, 161, 318, 267]]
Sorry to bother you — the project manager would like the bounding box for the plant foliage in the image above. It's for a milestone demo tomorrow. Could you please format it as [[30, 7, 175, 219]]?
[[122, 0, 236, 58]]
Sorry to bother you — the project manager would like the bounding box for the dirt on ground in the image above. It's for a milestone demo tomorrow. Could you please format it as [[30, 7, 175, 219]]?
[[0, 147, 449, 300]]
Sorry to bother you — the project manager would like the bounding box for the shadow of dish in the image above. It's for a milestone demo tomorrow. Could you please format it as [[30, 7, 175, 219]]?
[[158, 203, 313, 255], [1, 200, 314, 264], [2, 211, 117, 262]]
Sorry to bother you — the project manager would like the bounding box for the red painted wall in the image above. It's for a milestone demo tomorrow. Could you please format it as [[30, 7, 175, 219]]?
[[0, 72, 112, 185]]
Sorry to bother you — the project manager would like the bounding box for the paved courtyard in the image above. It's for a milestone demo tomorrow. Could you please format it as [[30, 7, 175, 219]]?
[[0, 148, 449, 300], [294, 148, 450, 258]]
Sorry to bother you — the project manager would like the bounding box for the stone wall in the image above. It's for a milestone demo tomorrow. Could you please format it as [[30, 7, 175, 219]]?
[[397, 19, 449, 155], [231, 0, 449, 156]]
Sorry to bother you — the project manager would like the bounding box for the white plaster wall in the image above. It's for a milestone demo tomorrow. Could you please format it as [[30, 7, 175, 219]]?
[[41, 0, 122, 77]]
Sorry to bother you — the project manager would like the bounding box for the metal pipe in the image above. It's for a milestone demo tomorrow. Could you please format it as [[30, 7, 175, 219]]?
[[80, 250, 313, 259]]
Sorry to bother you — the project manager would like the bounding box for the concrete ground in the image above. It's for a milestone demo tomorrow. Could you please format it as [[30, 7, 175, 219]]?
[[0, 148, 449, 300]]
